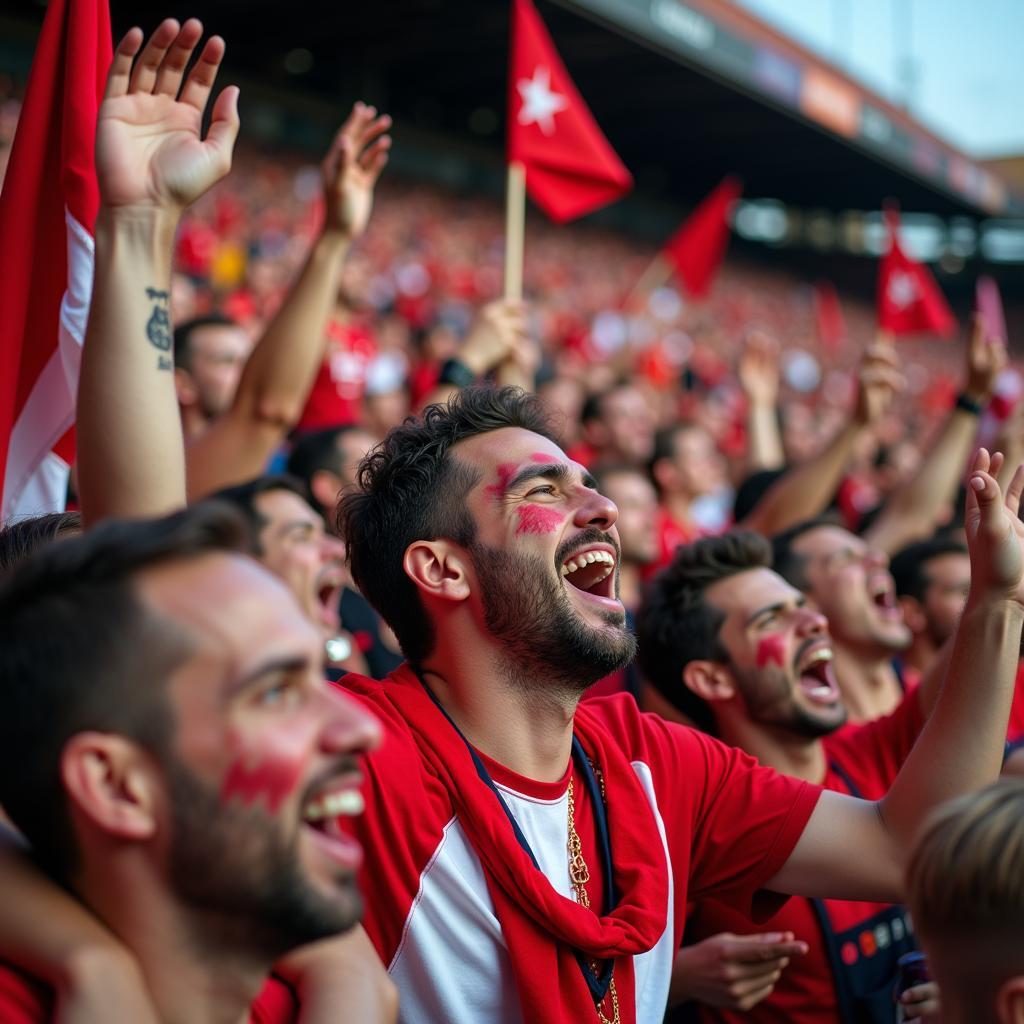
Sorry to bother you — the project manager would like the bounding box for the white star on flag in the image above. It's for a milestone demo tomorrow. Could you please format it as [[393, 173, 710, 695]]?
[[887, 269, 918, 310], [517, 65, 568, 136]]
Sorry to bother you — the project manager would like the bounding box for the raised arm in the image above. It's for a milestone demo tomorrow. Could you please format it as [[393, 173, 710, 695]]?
[[77, 19, 239, 526], [737, 331, 784, 472], [767, 448, 1024, 902], [185, 103, 391, 499], [740, 343, 902, 536], [864, 317, 1005, 554]]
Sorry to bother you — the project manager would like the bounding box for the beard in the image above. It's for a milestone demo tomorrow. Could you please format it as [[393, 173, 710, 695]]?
[[730, 660, 846, 740], [164, 756, 361, 962], [468, 528, 637, 698]]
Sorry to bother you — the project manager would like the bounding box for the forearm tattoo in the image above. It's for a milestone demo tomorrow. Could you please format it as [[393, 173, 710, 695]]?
[[146, 287, 172, 371]]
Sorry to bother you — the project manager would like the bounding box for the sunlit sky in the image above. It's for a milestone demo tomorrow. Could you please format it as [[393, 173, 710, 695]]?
[[734, 0, 1024, 159]]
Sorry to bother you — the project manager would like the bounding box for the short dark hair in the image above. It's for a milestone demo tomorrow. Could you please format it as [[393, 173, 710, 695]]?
[[213, 475, 313, 555], [771, 514, 843, 592], [173, 313, 239, 371], [580, 380, 634, 426], [0, 503, 249, 879], [0, 511, 81, 574], [590, 462, 652, 493], [636, 531, 772, 731], [338, 386, 554, 665], [648, 422, 702, 494], [286, 426, 366, 491], [890, 536, 969, 602]]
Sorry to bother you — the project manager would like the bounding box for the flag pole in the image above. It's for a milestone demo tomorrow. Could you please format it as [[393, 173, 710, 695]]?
[[623, 252, 674, 313], [504, 161, 526, 301]]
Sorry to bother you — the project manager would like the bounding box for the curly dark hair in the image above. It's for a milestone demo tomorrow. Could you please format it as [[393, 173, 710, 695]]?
[[338, 386, 554, 665], [636, 530, 772, 731], [0, 511, 81, 574]]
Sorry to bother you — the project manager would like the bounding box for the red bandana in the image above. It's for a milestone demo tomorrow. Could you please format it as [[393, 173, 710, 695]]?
[[379, 665, 669, 1023]]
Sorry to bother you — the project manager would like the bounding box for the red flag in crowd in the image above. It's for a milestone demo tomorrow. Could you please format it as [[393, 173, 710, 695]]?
[[0, 0, 110, 520], [813, 280, 847, 355], [508, 0, 632, 223], [662, 176, 742, 298], [976, 275, 1007, 345], [877, 207, 956, 339]]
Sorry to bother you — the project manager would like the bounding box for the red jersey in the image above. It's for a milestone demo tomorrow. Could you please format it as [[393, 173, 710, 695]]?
[[295, 321, 377, 432], [654, 505, 704, 571], [308, 665, 821, 1024], [687, 689, 925, 1024]]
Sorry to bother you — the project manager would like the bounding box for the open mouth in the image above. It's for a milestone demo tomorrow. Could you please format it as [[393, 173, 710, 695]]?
[[560, 547, 618, 603], [315, 576, 343, 631], [300, 779, 365, 870], [868, 575, 903, 622], [795, 645, 840, 705]]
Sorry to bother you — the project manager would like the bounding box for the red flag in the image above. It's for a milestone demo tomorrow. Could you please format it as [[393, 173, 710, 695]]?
[[508, 0, 632, 223], [0, 0, 109, 520], [813, 280, 847, 355], [877, 208, 956, 338], [661, 177, 742, 299], [976, 275, 1007, 345]]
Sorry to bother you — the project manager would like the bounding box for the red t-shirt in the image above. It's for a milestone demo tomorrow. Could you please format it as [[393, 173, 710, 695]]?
[[294, 321, 377, 432], [317, 670, 820, 1024], [0, 962, 295, 1023], [687, 689, 925, 1024], [653, 505, 704, 572], [1008, 660, 1024, 743]]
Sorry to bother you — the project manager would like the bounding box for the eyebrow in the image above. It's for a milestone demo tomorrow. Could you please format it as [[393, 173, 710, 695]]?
[[277, 519, 319, 538], [744, 596, 803, 627], [225, 655, 312, 699], [504, 463, 598, 495]]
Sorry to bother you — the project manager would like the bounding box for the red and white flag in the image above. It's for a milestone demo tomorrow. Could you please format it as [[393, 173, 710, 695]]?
[[0, 0, 110, 521], [508, 0, 632, 223], [877, 207, 956, 339], [661, 176, 742, 299]]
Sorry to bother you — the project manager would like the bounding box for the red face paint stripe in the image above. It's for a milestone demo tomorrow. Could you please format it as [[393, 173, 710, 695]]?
[[755, 634, 787, 669], [516, 504, 564, 535], [220, 755, 305, 813], [485, 462, 518, 501], [529, 452, 558, 464]]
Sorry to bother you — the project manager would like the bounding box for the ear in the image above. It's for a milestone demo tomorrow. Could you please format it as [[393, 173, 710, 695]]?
[[898, 595, 926, 634], [310, 469, 343, 517], [403, 540, 471, 603], [174, 367, 197, 406], [996, 976, 1024, 1024], [61, 733, 159, 842], [682, 660, 737, 704]]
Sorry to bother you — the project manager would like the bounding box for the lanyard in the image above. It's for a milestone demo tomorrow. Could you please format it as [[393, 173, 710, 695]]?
[[418, 675, 617, 1002]]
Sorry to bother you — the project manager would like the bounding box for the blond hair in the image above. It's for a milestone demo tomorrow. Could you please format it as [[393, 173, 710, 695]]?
[[907, 779, 1024, 939]]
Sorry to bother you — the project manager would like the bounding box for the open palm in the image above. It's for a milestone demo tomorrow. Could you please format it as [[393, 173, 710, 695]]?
[[964, 448, 1024, 605], [97, 19, 238, 212]]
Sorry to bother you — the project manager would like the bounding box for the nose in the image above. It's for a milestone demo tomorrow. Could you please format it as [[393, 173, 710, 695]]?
[[796, 603, 829, 637], [318, 683, 383, 756], [574, 486, 618, 532], [864, 547, 889, 571], [321, 533, 346, 564]]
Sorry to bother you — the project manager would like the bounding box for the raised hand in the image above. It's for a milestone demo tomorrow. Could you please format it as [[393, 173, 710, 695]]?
[[460, 300, 529, 376], [737, 330, 780, 407], [854, 342, 903, 427], [964, 447, 1024, 605], [964, 313, 1007, 403], [321, 102, 392, 241], [96, 19, 239, 213]]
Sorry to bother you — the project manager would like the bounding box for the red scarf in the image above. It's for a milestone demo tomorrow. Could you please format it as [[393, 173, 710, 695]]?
[[381, 665, 669, 1023]]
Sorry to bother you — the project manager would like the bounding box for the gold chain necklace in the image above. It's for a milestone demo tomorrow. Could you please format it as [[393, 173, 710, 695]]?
[[566, 776, 620, 1024]]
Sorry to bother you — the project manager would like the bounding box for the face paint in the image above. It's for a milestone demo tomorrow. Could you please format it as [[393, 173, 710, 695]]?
[[516, 504, 564, 535], [485, 462, 518, 502], [220, 745, 307, 813], [756, 634, 787, 669], [529, 452, 558, 464]]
